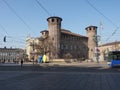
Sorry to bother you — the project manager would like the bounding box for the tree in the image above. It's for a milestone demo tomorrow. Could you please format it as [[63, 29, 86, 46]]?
[[32, 36, 59, 61]]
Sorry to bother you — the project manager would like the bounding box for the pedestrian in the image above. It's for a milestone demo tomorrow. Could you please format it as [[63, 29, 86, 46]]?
[[43, 53, 47, 63], [39, 55, 43, 63], [3, 59, 5, 63], [21, 59, 23, 68]]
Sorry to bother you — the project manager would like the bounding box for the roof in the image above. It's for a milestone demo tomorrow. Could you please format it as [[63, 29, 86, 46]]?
[[0, 48, 24, 51], [40, 29, 88, 38], [40, 30, 48, 33], [85, 26, 97, 30], [61, 29, 88, 38], [101, 41, 120, 46], [47, 16, 62, 21]]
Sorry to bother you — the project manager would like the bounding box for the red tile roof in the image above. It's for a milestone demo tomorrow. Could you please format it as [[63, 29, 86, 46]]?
[[61, 29, 87, 38], [40, 29, 88, 38]]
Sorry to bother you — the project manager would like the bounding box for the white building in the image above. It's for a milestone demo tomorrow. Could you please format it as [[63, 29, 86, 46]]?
[[0, 48, 24, 63]]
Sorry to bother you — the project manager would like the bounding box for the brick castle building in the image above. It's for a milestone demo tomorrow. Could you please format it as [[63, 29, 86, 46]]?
[[26, 16, 98, 61]]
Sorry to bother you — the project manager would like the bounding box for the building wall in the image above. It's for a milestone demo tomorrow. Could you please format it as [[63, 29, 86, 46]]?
[[26, 16, 98, 61], [60, 32, 88, 59], [0, 48, 24, 63], [26, 36, 40, 61], [98, 41, 120, 61]]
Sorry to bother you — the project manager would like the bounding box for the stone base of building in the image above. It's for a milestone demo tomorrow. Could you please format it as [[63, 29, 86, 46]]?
[[49, 58, 84, 63]]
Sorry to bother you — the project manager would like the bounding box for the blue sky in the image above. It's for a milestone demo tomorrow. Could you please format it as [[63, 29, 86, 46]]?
[[0, 0, 120, 49]]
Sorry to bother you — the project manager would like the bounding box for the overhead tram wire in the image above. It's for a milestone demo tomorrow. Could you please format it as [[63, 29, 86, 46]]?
[[0, 23, 9, 36], [105, 27, 120, 41], [85, 0, 117, 27], [35, 0, 52, 16], [36, 0, 66, 32], [0, 23, 26, 45], [85, 0, 120, 42], [2, 0, 52, 48], [2, 0, 35, 35]]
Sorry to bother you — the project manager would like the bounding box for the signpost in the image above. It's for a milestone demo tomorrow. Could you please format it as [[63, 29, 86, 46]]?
[[32, 51, 35, 64]]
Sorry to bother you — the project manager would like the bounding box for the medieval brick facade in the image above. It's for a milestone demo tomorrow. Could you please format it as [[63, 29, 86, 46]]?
[[26, 16, 98, 61]]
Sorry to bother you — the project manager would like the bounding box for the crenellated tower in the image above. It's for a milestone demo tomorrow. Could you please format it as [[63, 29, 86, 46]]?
[[86, 26, 97, 60], [47, 16, 62, 58]]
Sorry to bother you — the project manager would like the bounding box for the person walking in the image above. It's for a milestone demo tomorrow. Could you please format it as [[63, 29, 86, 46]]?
[[21, 59, 23, 68], [43, 53, 47, 63], [38, 55, 43, 63]]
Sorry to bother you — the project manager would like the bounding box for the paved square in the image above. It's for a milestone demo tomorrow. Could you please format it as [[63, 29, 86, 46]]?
[[0, 65, 120, 90], [0, 62, 120, 90]]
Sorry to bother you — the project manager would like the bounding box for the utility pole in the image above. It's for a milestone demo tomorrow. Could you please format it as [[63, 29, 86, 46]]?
[[93, 35, 100, 63], [31, 39, 35, 64]]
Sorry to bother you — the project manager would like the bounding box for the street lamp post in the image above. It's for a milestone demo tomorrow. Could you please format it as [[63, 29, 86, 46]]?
[[32, 40, 35, 64]]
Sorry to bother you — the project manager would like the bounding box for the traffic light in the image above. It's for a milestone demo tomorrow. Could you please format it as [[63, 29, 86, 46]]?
[[3, 36, 6, 42]]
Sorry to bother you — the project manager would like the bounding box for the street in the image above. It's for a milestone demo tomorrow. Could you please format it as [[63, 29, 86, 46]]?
[[0, 62, 120, 90]]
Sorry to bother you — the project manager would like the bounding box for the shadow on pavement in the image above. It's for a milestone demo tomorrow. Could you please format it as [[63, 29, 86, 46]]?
[[0, 63, 120, 73]]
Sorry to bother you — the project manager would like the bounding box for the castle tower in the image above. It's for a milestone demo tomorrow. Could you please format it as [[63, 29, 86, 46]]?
[[47, 16, 62, 58], [40, 30, 49, 39], [86, 26, 97, 60]]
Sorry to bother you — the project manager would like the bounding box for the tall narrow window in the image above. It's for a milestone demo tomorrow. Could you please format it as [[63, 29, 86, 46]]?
[[52, 19, 54, 22], [57, 19, 59, 22]]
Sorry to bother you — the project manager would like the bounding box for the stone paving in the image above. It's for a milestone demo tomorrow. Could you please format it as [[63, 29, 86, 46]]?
[[0, 61, 120, 90]]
